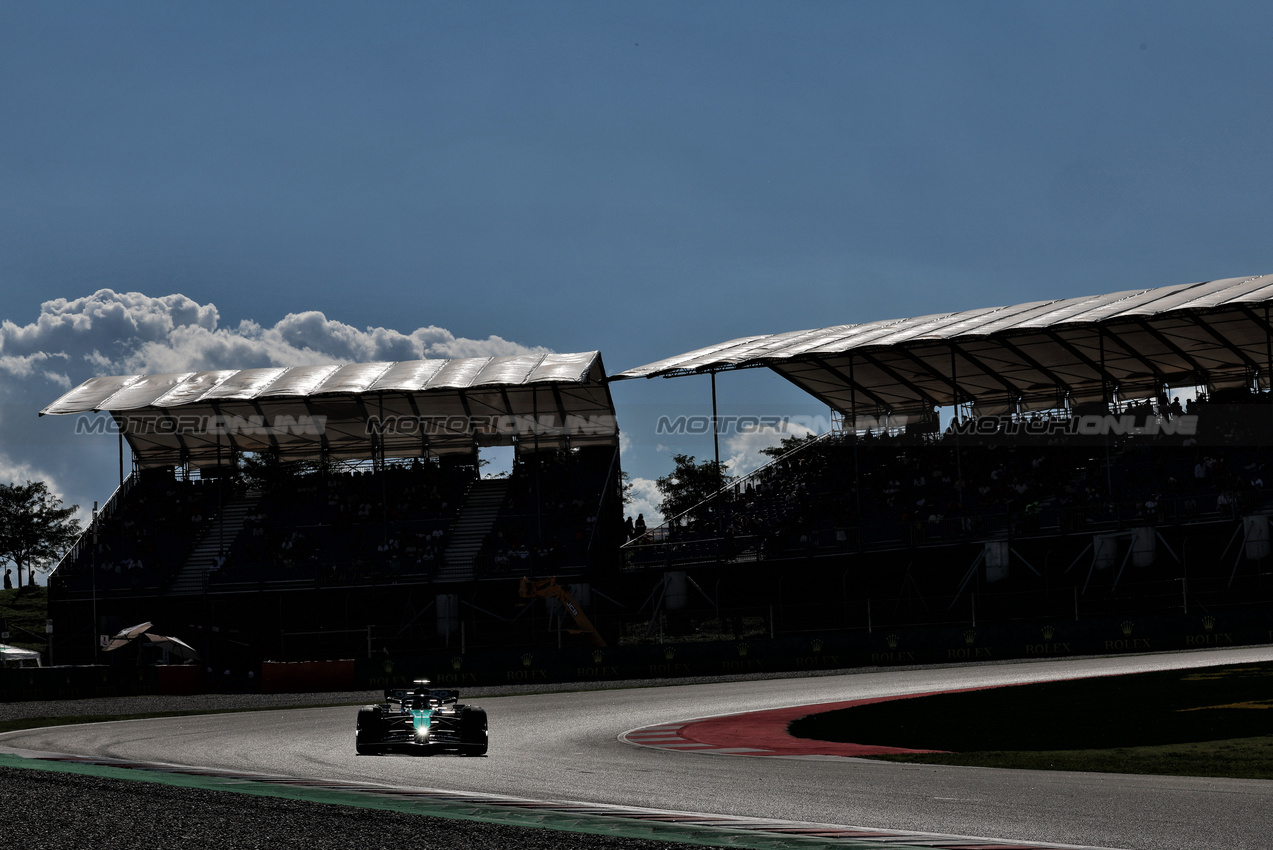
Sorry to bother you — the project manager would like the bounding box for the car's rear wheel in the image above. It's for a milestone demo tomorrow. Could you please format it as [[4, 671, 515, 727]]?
[[459, 706, 488, 756]]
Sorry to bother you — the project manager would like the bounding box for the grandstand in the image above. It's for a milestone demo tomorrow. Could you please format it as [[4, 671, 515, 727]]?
[[41, 353, 625, 666], [611, 274, 1273, 638], [38, 275, 1273, 674]]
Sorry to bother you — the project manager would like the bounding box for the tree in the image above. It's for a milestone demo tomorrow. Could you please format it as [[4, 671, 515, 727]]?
[[655, 454, 730, 524], [0, 481, 82, 587], [757, 432, 820, 462]]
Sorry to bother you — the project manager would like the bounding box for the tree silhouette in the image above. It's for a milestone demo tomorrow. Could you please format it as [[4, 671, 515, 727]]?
[[0, 481, 81, 587], [655, 453, 730, 527]]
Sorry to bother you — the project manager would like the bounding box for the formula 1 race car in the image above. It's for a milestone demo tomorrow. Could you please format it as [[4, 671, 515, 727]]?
[[355, 680, 488, 756]]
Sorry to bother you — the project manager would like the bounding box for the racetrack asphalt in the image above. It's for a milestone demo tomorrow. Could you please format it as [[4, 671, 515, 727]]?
[[4, 646, 1273, 850]]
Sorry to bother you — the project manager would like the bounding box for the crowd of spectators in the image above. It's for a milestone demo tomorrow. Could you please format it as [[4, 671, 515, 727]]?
[[477, 446, 617, 576], [53, 445, 621, 593], [628, 388, 1273, 564], [51, 473, 225, 592], [213, 458, 473, 585]]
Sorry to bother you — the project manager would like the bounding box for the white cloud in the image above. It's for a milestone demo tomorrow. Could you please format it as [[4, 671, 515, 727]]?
[[0, 289, 545, 379], [722, 422, 817, 478], [0, 289, 548, 517], [625, 476, 663, 527]]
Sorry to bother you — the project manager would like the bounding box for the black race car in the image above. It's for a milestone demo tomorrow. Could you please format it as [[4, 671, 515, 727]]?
[[356, 679, 488, 756]]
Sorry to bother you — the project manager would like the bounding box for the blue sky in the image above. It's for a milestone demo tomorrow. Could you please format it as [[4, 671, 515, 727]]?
[[3, 1, 1273, 539]]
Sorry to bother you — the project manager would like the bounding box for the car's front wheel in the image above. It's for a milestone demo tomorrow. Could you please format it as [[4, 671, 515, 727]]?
[[356, 706, 385, 755]]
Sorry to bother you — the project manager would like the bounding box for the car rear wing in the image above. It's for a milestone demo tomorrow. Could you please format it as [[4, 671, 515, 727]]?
[[384, 687, 461, 704]]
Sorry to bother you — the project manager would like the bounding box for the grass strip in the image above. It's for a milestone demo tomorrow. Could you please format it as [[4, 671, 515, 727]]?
[[790, 661, 1273, 779], [0, 702, 370, 736], [873, 735, 1273, 779]]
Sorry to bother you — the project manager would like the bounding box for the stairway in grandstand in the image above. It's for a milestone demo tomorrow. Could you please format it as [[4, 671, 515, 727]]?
[[437, 478, 510, 582], [166, 491, 261, 596]]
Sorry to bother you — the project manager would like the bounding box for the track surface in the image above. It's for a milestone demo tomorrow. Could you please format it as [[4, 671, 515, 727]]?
[[5, 647, 1273, 850]]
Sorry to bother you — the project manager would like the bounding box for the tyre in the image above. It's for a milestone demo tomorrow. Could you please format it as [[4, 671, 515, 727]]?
[[459, 706, 488, 756], [356, 706, 384, 755]]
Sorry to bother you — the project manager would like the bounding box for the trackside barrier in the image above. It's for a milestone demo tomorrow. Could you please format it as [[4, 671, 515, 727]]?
[[0, 665, 157, 702], [355, 607, 1273, 690], [259, 659, 355, 693], [156, 664, 206, 695], [1, 608, 1269, 700]]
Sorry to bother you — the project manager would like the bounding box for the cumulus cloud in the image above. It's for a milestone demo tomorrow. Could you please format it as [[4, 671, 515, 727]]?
[[0, 289, 545, 381], [625, 477, 663, 528], [722, 422, 817, 478], [0, 289, 549, 535]]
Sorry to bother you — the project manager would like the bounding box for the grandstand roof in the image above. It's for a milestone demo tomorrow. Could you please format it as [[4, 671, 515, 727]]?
[[40, 352, 618, 468], [613, 274, 1273, 418]]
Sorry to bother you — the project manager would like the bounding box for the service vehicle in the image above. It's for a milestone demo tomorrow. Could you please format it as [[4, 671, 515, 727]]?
[[355, 679, 488, 756]]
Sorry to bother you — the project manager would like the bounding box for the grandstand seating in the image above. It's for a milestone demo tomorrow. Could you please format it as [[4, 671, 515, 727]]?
[[50, 472, 224, 593], [624, 389, 1273, 568], [51, 446, 620, 596]]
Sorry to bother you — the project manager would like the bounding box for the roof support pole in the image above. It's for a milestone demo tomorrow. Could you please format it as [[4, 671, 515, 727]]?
[[1267, 304, 1272, 434], [400, 391, 429, 460], [849, 355, 862, 538], [249, 400, 284, 461], [378, 392, 388, 546], [950, 346, 963, 487], [1099, 329, 1110, 407], [1099, 331, 1114, 499], [456, 388, 480, 464], [710, 371, 721, 480], [549, 386, 569, 452], [301, 398, 332, 467], [534, 386, 542, 550], [711, 370, 726, 537], [155, 406, 192, 470]]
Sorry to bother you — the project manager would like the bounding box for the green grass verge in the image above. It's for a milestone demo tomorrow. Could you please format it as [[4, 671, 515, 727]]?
[[789, 661, 1273, 779], [0, 702, 370, 736], [0, 587, 49, 653]]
